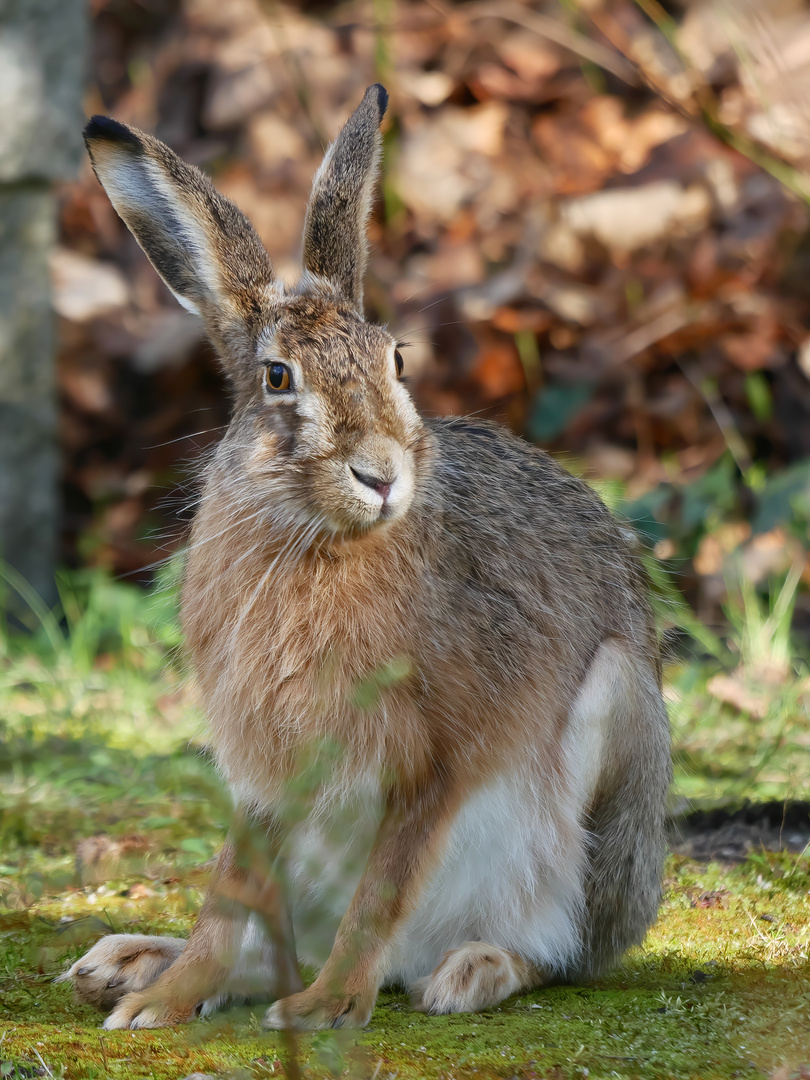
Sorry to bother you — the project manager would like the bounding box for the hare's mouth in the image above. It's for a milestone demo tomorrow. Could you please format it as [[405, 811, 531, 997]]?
[[349, 466, 394, 502], [307, 456, 415, 539], [346, 462, 413, 523], [308, 463, 413, 538]]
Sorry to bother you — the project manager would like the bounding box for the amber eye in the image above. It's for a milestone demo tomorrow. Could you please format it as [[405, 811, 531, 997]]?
[[394, 349, 404, 378], [265, 363, 291, 393]]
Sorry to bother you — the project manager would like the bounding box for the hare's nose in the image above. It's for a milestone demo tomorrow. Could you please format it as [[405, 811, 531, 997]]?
[[350, 467, 393, 501]]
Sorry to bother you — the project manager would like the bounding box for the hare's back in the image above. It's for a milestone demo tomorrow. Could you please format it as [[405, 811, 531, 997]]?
[[425, 417, 652, 652]]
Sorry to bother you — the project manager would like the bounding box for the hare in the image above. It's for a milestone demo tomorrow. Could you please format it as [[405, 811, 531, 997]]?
[[59, 85, 671, 1031]]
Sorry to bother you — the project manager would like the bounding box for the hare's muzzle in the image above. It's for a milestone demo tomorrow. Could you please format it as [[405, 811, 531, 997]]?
[[339, 437, 415, 529], [350, 467, 393, 502]]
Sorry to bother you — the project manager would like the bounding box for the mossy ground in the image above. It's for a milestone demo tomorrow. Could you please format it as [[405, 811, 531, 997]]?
[[1, 852, 809, 1080], [1, 573, 809, 1079]]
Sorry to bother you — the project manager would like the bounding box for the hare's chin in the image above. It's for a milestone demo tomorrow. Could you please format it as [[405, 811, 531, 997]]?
[[324, 490, 412, 538], [334, 503, 400, 535]]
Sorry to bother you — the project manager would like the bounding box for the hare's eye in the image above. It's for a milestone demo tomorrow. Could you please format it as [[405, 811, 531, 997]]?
[[265, 363, 292, 393], [394, 349, 404, 378]]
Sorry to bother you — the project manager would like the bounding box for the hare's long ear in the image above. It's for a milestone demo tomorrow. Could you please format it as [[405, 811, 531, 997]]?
[[302, 84, 388, 312], [83, 117, 275, 351]]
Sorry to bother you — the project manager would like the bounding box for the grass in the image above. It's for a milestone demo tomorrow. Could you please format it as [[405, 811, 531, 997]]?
[[1, 855, 809, 1079], [667, 562, 810, 805], [1, 565, 809, 1079], [0, 564, 227, 866]]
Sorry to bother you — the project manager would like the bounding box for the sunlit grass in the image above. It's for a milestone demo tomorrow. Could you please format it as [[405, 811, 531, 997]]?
[[1, 852, 809, 1079], [0, 562, 228, 892], [669, 564, 810, 805], [0, 564, 808, 1078], [1, 560, 808, 866]]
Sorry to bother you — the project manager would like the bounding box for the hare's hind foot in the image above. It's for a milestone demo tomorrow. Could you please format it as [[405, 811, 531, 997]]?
[[411, 942, 540, 1015], [55, 933, 186, 1012], [99, 911, 290, 1029]]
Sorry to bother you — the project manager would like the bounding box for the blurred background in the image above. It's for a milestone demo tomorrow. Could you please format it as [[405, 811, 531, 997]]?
[[6, 0, 810, 619], [2, 0, 810, 890]]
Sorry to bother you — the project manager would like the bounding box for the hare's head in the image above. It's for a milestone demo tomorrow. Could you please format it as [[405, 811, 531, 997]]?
[[84, 86, 426, 538]]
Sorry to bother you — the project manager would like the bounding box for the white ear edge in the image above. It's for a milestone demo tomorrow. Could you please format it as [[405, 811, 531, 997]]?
[[93, 150, 218, 314], [308, 139, 336, 198], [167, 287, 201, 317]]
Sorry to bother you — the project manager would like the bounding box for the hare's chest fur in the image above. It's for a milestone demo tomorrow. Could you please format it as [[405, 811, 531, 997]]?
[[182, 509, 427, 805]]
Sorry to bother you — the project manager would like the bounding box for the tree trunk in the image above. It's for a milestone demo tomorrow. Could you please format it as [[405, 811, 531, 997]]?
[[0, 0, 87, 610]]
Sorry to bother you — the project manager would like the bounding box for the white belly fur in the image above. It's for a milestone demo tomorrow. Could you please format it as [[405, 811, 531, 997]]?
[[285, 769, 588, 986]]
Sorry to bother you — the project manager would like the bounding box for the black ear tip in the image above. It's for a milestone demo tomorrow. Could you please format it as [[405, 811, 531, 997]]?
[[366, 83, 389, 122], [83, 115, 141, 149]]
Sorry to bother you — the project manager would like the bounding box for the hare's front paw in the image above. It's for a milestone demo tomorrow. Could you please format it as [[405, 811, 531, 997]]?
[[263, 983, 375, 1030], [102, 988, 198, 1030], [55, 933, 186, 1012], [411, 942, 535, 1014]]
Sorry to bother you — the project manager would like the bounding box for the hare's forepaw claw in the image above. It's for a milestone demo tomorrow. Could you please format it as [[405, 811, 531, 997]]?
[[263, 985, 374, 1030], [102, 990, 197, 1030]]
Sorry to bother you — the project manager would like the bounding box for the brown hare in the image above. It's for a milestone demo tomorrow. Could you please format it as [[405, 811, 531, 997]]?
[[59, 85, 671, 1031]]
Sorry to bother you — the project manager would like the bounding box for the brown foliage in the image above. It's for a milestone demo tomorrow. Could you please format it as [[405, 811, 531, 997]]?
[[57, 0, 810, 599]]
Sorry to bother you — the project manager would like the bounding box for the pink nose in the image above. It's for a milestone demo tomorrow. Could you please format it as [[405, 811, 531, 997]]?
[[351, 467, 393, 501]]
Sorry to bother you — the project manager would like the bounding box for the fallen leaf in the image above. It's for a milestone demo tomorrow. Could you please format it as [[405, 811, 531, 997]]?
[[50, 249, 129, 323], [690, 889, 731, 909], [706, 673, 771, 718], [560, 181, 712, 254]]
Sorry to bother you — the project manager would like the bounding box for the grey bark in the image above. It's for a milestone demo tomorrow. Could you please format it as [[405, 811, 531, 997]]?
[[0, 0, 87, 611]]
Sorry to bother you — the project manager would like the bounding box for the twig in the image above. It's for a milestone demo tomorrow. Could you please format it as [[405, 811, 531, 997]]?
[[596, 1055, 645, 1062], [220, 814, 303, 1080], [678, 360, 753, 475], [634, 0, 679, 48], [100, 908, 118, 934], [255, 0, 328, 149], [31, 1047, 53, 1078], [609, 309, 690, 367], [572, 0, 810, 206], [786, 839, 810, 881], [465, 0, 638, 86], [744, 906, 772, 944]]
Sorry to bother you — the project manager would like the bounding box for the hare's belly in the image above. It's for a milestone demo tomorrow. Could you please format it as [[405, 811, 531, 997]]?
[[288, 771, 588, 983], [387, 772, 587, 983]]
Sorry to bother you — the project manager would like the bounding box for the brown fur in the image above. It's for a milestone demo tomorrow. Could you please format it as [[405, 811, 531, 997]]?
[[68, 86, 672, 1031], [411, 943, 541, 1015], [302, 84, 388, 308]]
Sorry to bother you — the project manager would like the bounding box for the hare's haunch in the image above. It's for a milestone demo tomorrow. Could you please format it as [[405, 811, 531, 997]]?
[[63, 85, 671, 1031]]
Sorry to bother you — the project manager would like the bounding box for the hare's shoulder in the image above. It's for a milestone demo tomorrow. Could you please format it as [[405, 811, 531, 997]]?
[[424, 416, 651, 647], [427, 416, 616, 536]]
